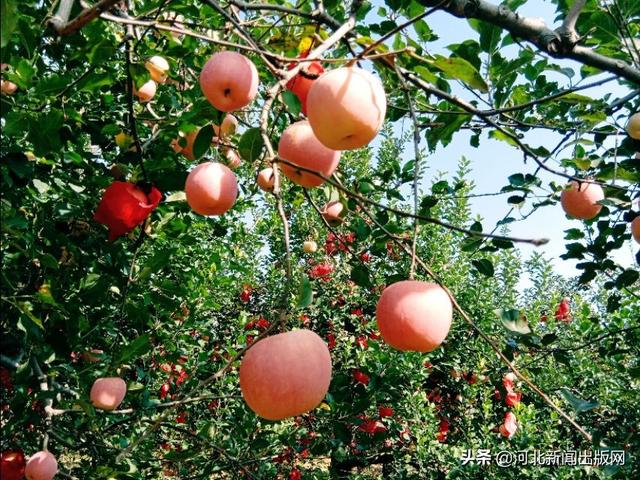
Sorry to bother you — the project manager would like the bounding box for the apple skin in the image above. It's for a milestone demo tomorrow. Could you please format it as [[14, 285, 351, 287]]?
[[1, 449, 26, 480], [376, 280, 452, 352], [626, 112, 640, 140], [214, 114, 238, 138], [145, 56, 170, 83], [1, 79, 18, 95], [278, 120, 341, 188], [303, 240, 318, 253], [171, 129, 199, 161], [560, 180, 604, 220], [223, 148, 242, 170], [631, 216, 640, 244], [200, 51, 259, 112], [25, 451, 58, 480], [286, 59, 325, 115], [185, 162, 238, 216], [134, 79, 157, 103], [239, 329, 332, 420], [306, 67, 386, 150], [321, 201, 344, 226], [90, 377, 127, 411], [256, 168, 275, 192]]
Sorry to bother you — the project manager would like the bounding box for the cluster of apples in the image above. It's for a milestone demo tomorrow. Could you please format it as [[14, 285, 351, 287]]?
[[133, 56, 171, 103], [183, 50, 386, 226], [559, 112, 640, 245]]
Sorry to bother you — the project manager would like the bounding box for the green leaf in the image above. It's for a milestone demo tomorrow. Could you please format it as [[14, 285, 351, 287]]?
[[296, 275, 314, 309], [472, 258, 494, 277], [1, 0, 18, 47], [281, 91, 301, 117], [615, 269, 638, 289], [431, 55, 488, 92], [559, 388, 600, 412], [192, 124, 214, 159], [496, 308, 531, 334], [238, 128, 264, 162], [114, 335, 151, 366], [351, 264, 372, 288]]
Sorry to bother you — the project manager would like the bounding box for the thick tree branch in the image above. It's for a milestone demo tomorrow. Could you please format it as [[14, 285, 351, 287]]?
[[418, 0, 640, 85]]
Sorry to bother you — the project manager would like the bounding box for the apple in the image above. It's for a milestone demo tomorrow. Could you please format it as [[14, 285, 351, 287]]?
[[626, 112, 640, 140], [306, 67, 387, 150], [171, 129, 199, 161], [560, 180, 604, 220], [303, 240, 318, 253], [1, 79, 18, 95], [200, 51, 259, 112], [1, 449, 26, 480], [239, 329, 332, 420], [185, 162, 238, 215], [321, 201, 344, 226], [376, 280, 452, 352], [213, 114, 238, 138], [256, 167, 275, 192], [223, 148, 242, 170], [145, 56, 170, 83], [286, 57, 325, 115], [134, 79, 157, 103], [278, 120, 341, 188], [631, 216, 640, 244], [90, 377, 127, 410], [25, 451, 58, 480]]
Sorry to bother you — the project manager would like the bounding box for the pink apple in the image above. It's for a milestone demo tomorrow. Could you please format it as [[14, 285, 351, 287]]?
[[134, 79, 157, 103], [25, 451, 58, 480], [257, 167, 275, 192], [200, 51, 259, 112], [306, 67, 386, 150], [90, 377, 127, 411], [278, 120, 341, 188], [321, 201, 344, 226], [185, 162, 238, 215]]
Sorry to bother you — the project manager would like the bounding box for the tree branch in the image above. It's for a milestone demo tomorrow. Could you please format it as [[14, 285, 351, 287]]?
[[417, 0, 640, 85], [50, 0, 122, 36]]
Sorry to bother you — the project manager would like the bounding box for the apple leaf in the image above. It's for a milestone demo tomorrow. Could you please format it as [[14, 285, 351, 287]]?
[[559, 388, 600, 412], [472, 258, 494, 277], [113, 334, 151, 366], [1, 0, 17, 48], [238, 128, 264, 162], [431, 55, 488, 92], [193, 124, 214, 160], [296, 275, 314, 309]]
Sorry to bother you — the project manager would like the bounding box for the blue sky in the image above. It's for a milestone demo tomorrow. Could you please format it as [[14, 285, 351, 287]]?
[[364, 1, 638, 283]]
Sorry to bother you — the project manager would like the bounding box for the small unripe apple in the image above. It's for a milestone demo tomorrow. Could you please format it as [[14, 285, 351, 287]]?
[[626, 113, 640, 140], [257, 168, 275, 192], [25, 451, 58, 480], [145, 56, 170, 83], [321, 201, 344, 226], [303, 240, 318, 253], [223, 148, 242, 170], [90, 377, 127, 411], [171, 129, 199, 161], [560, 180, 604, 220], [200, 51, 259, 112], [214, 114, 238, 138], [631, 216, 640, 244], [1, 79, 18, 95], [134, 79, 157, 103]]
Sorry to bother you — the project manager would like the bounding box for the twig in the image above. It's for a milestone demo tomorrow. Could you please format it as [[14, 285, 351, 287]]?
[[50, 0, 122, 35], [275, 158, 549, 246]]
